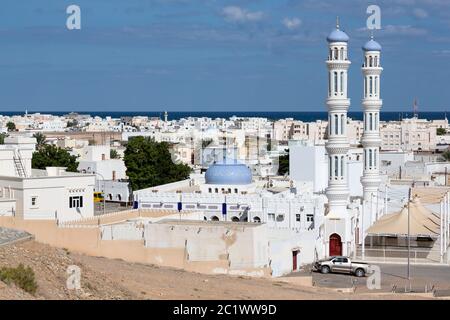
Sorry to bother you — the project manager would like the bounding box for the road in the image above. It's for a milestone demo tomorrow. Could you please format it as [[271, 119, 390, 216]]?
[[301, 263, 450, 294]]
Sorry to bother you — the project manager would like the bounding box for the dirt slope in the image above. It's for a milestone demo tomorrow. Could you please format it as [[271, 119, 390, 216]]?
[[0, 240, 432, 300]]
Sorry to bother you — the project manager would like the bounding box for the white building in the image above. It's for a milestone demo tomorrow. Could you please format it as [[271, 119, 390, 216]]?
[[0, 136, 95, 221], [77, 145, 127, 181]]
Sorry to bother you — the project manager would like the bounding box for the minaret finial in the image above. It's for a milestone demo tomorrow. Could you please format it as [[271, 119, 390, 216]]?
[[370, 30, 374, 40], [336, 16, 340, 29]]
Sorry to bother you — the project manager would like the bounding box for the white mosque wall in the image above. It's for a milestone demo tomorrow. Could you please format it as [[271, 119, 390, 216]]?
[[290, 144, 328, 193], [268, 229, 316, 277], [144, 221, 270, 270], [133, 190, 325, 233], [348, 160, 363, 197]]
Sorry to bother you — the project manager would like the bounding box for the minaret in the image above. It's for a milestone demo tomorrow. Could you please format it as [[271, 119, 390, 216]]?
[[325, 18, 351, 218], [360, 35, 383, 202]]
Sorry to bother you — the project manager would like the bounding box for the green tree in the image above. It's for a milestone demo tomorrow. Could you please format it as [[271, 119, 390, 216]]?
[[32, 145, 79, 172], [437, 128, 446, 136], [124, 137, 191, 191], [278, 149, 289, 176], [6, 122, 16, 132], [110, 149, 120, 159], [32, 132, 47, 150], [66, 119, 78, 127], [442, 150, 450, 162], [0, 133, 6, 145]]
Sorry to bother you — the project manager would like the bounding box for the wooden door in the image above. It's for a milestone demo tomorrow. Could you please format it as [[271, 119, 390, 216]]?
[[292, 250, 299, 271], [329, 233, 342, 256]]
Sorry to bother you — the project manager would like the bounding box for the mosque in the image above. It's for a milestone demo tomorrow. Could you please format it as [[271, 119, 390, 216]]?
[[132, 20, 384, 272]]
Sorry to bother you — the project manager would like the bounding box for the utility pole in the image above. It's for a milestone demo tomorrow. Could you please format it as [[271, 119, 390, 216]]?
[[384, 184, 388, 217], [445, 167, 448, 186], [362, 200, 365, 260], [444, 193, 448, 253], [407, 187, 412, 287], [441, 199, 444, 263]]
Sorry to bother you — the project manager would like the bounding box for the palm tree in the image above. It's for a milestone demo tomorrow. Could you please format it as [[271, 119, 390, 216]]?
[[33, 132, 47, 150]]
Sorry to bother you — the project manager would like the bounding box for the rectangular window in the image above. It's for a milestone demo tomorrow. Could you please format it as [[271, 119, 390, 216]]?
[[268, 213, 275, 222], [31, 196, 37, 207], [306, 214, 314, 222], [69, 196, 83, 208], [296, 214, 301, 222]]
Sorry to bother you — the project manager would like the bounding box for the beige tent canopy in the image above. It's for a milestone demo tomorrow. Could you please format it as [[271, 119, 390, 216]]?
[[367, 197, 440, 237], [411, 187, 449, 204]]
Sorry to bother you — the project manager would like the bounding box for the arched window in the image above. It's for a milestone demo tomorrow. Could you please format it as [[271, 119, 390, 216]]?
[[334, 156, 339, 178], [340, 156, 344, 178], [373, 77, 378, 95], [334, 72, 338, 94], [369, 77, 373, 96], [328, 72, 331, 96], [369, 56, 373, 67], [374, 56, 378, 67], [341, 114, 345, 134], [329, 156, 332, 179], [369, 149, 373, 167], [334, 48, 338, 60], [375, 113, 378, 130], [364, 150, 367, 170], [328, 115, 331, 134], [364, 77, 367, 97], [374, 149, 377, 167], [335, 114, 339, 135], [369, 113, 373, 131], [340, 72, 344, 94]]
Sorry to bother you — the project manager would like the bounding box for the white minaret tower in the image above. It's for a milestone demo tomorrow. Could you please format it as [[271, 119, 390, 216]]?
[[322, 19, 353, 258], [325, 18, 351, 218], [360, 35, 383, 202]]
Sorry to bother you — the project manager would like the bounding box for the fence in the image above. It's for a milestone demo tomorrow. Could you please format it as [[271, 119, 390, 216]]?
[[355, 247, 443, 263]]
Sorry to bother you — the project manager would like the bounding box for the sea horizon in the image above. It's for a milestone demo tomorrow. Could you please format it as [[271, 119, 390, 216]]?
[[0, 110, 448, 122]]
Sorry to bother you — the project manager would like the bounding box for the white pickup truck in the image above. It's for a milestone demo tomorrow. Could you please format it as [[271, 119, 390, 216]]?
[[313, 256, 371, 277]]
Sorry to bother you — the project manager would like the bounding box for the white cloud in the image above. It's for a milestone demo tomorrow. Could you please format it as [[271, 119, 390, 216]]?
[[413, 8, 429, 19], [282, 17, 302, 30], [383, 24, 427, 36], [222, 6, 264, 23]]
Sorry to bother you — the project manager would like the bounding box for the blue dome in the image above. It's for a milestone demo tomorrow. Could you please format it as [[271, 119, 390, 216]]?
[[363, 39, 382, 52], [327, 28, 349, 43], [205, 162, 252, 185]]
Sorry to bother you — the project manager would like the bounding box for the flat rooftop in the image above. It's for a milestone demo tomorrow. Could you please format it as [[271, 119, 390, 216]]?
[[155, 219, 263, 227]]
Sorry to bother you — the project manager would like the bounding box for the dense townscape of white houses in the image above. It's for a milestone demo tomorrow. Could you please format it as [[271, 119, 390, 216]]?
[[1, 21, 450, 277]]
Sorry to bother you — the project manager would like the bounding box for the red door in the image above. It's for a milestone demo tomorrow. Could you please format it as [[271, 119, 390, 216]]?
[[329, 233, 342, 256], [292, 250, 299, 271]]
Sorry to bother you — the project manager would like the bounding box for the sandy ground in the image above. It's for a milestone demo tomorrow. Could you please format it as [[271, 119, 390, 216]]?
[[0, 240, 438, 300]]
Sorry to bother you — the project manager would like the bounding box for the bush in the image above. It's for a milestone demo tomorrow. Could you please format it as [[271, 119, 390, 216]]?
[[0, 264, 38, 294]]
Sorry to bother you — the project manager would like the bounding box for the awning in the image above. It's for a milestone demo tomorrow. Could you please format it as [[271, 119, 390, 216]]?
[[367, 197, 440, 237]]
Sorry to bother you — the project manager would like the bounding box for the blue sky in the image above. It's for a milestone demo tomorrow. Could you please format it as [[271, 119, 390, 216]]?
[[0, 0, 449, 112]]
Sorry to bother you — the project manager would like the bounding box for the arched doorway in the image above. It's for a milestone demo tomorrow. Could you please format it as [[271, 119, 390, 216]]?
[[329, 233, 342, 256], [211, 216, 219, 221], [231, 216, 240, 222]]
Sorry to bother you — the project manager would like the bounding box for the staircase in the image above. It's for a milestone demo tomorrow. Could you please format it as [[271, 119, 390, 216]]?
[[13, 150, 27, 178]]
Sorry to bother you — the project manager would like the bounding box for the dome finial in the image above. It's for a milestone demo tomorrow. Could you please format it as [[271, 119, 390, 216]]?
[[370, 30, 374, 40], [336, 16, 340, 29]]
